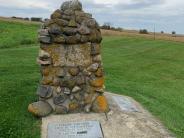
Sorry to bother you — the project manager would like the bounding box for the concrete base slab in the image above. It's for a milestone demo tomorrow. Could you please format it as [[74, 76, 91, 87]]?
[[42, 92, 174, 138]]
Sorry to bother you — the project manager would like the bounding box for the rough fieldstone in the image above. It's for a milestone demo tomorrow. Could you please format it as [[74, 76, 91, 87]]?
[[51, 9, 62, 19], [53, 18, 69, 26], [38, 36, 51, 44], [76, 75, 85, 85], [95, 68, 103, 77], [63, 27, 77, 35], [80, 35, 89, 43], [89, 77, 104, 87], [65, 36, 78, 44], [56, 68, 65, 77], [91, 43, 100, 55], [49, 24, 61, 35], [55, 105, 68, 114], [61, 15, 72, 21], [28, 101, 52, 117], [54, 36, 65, 43], [68, 19, 77, 27], [87, 19, 97, 28], [78, 25, 90, 35], [72, 86, 81, 93], [39, 49, 50, 59], [87, 63, 99, 72], [75, 11, 92, 18], [53, 95, 66, 105], [92, 95, 109, 113], [84, 104, 92, 113], [64, 9, 75, 15], [60, 1, 71, 11], [68, 67, 79, 76], [70, 0, 82, 11], [37, 85, 53, 99], [92, 54, 102, 62], [41, 76, 53, 85], [63, 87, 71, 95]]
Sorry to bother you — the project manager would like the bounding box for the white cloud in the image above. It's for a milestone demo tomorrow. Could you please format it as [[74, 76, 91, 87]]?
[[0, 0, 183, 33]]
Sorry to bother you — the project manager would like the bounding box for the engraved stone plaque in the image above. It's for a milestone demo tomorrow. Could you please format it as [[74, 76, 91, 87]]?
[[113, 96, 139, 112], [47, 121, 104, 138]]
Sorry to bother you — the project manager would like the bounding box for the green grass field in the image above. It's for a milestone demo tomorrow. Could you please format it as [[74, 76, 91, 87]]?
[[0, 20, 184, 138]]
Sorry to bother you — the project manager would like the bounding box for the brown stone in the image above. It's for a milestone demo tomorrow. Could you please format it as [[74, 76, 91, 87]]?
[[53, 18, 69, 26], [55, 105, 68, 114], [65, 36, 78, 44], [76, 75, 85, 85], [90, 77, 104, 87], [69, 102, 79, 112], [68, 67, 79, 76], [51, 9, 62, 19], [41, 76, 53, 85], [92, 95, 109, 113], [95, 68, 103, 77], [54, 36, 65, 43], [68, 19, 77, 27]]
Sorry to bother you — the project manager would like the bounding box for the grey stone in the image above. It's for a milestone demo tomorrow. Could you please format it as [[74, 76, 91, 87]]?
[[56, 68, 66, 77], [47, 121, 103, 138], [64, 9, 75, 15], [76, 75, 85, 85], [28, 101, 52, 117], [63, 27, 77, 35], [49, 24, 61, 35], [84, 104, 92, 113], [38, 36, 51, 44], [87, 19, 96, 28], [37, 85, 53, 99], [87, 63, 99, 72], [53, 95, 66, 105], [61, 15, 72, 21], [78, 25, 90, 35], [91, 43, 100, 55], [60, 1, 71, 11], [54, 19, 69, 26], [55, 105, 68, 114], [80, 35, 89, 43], [113, 96, 139, 112]]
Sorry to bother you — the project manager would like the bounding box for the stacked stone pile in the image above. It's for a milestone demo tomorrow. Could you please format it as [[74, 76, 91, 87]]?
[[28, 0, 109, 117]]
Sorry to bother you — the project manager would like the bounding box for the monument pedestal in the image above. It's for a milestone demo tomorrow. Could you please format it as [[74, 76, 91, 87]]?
[[42, 92, 173, 138]]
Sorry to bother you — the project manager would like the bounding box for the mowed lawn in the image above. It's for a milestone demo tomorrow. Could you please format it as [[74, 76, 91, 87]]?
[[0, 20, 184, 137]]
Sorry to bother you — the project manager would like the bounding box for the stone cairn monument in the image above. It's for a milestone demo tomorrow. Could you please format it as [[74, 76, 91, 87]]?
[[28, 0, 109, 117]]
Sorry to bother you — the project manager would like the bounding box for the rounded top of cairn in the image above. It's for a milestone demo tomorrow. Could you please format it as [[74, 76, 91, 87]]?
[[61, 0, 82, 11], [39, 0, 102, 45]]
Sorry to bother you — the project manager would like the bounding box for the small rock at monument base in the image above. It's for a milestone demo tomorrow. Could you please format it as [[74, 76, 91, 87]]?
[[38, 36, 51, 44], [28, 101, 53, 117]]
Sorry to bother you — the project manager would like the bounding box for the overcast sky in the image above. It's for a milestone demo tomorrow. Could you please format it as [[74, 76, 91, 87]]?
[[0, 0, 184, 34]]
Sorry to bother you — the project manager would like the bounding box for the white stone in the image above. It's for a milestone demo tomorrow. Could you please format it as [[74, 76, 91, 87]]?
[[72, 86, 81, 93]]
